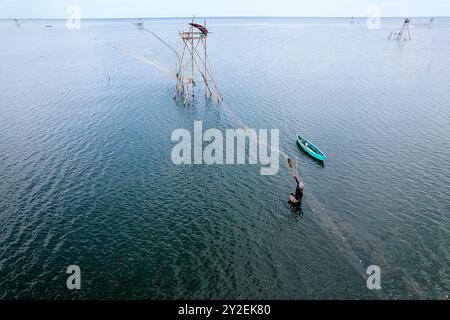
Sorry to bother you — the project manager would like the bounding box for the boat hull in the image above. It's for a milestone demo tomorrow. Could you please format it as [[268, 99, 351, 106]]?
[[296, 135, 327, 161]]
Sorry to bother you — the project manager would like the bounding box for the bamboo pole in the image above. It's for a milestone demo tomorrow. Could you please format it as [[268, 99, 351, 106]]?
[[180, 37, 213, 97], [182, 38, 221, 100], [190, 24, 194, 99], [174, 32, 188, 100], [204, 20, 207, 98], [192, 46, 223, 101]]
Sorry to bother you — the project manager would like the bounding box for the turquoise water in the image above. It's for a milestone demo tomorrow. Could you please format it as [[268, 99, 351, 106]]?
[[0, 17, 449, 299]]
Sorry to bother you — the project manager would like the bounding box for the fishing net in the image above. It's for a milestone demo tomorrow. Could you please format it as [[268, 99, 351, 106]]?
[[101, 25, 181, 80]]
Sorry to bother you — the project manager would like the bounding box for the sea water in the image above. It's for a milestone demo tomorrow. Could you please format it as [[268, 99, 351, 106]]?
[[0, 17, 449, 299]]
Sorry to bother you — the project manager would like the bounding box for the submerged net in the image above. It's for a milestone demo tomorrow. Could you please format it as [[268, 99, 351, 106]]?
[[121, 47, 177, 80], [101, 25, 181, 81], [220, 101, 426, 298]]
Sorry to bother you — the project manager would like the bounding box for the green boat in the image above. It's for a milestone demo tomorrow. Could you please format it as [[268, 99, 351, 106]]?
[[296, 134, 327, 161]]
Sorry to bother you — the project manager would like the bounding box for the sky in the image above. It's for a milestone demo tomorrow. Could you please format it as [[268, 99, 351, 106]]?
[[1, 0, 449, 19]]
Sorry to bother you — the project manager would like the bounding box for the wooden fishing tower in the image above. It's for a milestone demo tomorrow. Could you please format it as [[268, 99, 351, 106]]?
[[174, 19, 223, 106], [388, 18, 411, 41]]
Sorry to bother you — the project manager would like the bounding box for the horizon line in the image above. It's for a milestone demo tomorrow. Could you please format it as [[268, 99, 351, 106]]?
[[1, 15, 447, 20]]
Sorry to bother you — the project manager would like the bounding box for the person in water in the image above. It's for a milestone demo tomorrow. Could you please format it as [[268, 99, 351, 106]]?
[[290, 174, 305, 206], [294, 176, 305, 203], [288, 158, 304, 206]]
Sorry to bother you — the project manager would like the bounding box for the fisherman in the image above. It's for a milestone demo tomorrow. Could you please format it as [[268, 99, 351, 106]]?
[[290, 174, 305, 206], [288, 159, 304, 206]]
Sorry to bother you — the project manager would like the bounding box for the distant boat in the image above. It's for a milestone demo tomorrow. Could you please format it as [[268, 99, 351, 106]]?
[[45, 25, 53, 28], [296, 134, 327, 161], [133, 18, 144, 29]]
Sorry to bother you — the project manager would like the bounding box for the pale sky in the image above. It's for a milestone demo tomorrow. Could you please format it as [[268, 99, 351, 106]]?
[[1, 0, 449, 19]]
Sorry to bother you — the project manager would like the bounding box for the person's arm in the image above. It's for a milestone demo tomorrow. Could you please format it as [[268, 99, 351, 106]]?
[[288, 159, 294, 177]]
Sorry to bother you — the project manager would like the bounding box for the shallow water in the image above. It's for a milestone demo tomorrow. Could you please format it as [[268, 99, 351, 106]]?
[[0, 17, 449, 299]]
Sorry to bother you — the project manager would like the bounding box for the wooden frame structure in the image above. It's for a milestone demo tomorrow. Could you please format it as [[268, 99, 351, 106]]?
[[174, 19, 223, 106], [388, 18, 411, 41]]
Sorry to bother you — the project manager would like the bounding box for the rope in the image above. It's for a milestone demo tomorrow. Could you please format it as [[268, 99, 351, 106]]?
[[143, 28, 180, 63], [219, 101, 377, 291]]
